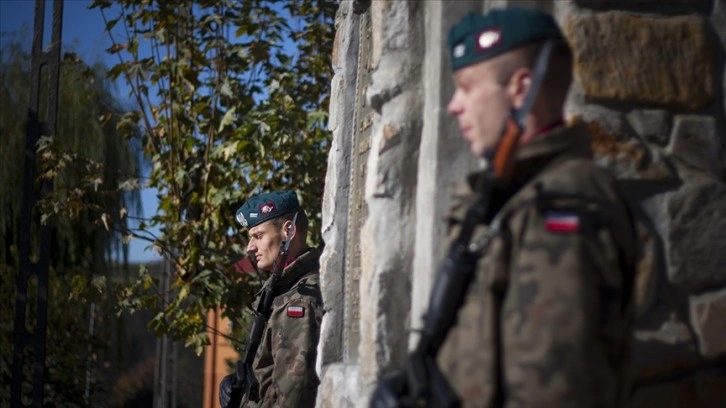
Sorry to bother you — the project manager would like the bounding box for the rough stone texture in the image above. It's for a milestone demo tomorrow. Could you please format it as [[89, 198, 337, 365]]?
[[689, 287, 726, 358], [629, 303, 702, 383], [563, 12, 715, 110], [631, 220, 660, 317], [630, 293, 726, 406], [486, 0, 553, 13], [626, 109, 673, 146], [626, 372, 726, 408], [359, 0, 423, 396], [716, 1, 726, 163], [574, 0, 715, 15], [320, 1, 726, 406], [711, 0, 726, 46], [410, 0, 481, 348], [666, 115, 719, 174], [317, 0, 357, 391], [634, 312, 693, 345], [571, 116, 677, 181], [317, 363, 360, 408], [664, 178, 726, 289], [566, 82, 629, 133]]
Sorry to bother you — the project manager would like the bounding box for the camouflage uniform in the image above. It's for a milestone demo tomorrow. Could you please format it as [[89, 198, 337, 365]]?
[[241, 247, 324, 408], [437, 124, 637, 407]]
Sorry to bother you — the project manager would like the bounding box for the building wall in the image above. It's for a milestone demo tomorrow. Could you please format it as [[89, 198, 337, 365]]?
[[318, 0, 726, 406], [202, 309, 237, 408]]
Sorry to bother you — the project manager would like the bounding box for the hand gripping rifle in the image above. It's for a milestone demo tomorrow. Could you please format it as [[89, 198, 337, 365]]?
[[220, 212, 299, 408], [370, 41, 554, 408]]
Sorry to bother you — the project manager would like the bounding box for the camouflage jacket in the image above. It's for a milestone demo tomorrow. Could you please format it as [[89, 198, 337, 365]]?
[[437, 124, 637, 407], [242, 248, 324, 408]]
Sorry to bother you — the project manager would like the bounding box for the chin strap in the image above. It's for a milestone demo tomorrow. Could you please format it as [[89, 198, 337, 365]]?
[[487, 40, 555, 181]]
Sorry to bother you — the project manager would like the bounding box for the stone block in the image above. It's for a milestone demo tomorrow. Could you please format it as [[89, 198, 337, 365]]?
[[316, 363, 359, 408], [572, 117, 676, 181], [626, 109, 672, 146], [664, 178, 726, 289], [716, 2, 726, 128], [632, 221, 659, 316], [666, 115, 718, 173], [332, 24, 343, 69], [359, 0, 422, 389], [353, 0, 371, 15], [563, 12, 714, 110], [379, 123, 401, 154], [319, 0, 358, 373], [630, 307, 699, 381], [634, 312, 692, 345], [689, 287, 726, 358], [712, 0, 726, 46], [626, 372, 726, 408], [573, 0, 715, 15]]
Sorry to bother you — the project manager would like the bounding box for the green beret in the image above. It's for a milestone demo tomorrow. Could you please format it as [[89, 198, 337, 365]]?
[[447, 8, 562, 71], [235, 190, 301, 228]]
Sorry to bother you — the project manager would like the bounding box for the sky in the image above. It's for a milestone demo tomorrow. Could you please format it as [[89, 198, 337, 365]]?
[[0, 0, 162, 263]]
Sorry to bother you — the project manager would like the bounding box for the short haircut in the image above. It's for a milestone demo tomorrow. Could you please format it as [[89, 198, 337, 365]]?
[[493, 39, 573, 108], [271, 209, 309, 238]]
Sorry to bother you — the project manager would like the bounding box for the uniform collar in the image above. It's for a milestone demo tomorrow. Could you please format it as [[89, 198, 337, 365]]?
[[511, 122, 591, 182], [467, 122, 592, 189], [261, 247, 320, 293], [534, 118, 565, 137]]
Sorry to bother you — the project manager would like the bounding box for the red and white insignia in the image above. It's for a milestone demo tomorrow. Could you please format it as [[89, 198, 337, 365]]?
[[259, 202, 276, 214], [287, 305, 305, 318], [545, 211, 580, 233], [477, 29, 501, 52]]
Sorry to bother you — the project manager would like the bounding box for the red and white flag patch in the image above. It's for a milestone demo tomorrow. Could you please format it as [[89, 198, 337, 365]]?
[[287, 305, 305, 318], [545, 211, 580, 233], [476, 29, 502, 52]]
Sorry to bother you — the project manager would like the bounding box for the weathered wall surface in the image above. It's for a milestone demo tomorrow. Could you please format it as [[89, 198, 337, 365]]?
[[559, 1, 726, 405], [318, 0, 726, 406], [317, 1, 359, 405]]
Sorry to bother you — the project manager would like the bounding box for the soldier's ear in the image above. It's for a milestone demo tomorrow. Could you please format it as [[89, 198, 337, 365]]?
[[282, 219, 297, 241], [507, 67, 532, 110]]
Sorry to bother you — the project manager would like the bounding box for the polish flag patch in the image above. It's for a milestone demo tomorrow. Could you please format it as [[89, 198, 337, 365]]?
[[287, 305, 305, 318], [545, 211, 580, 233]]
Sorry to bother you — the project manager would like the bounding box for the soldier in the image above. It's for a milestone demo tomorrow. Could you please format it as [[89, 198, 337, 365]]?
[[221, 190, 324, 408], [434, 7, 637, 407]]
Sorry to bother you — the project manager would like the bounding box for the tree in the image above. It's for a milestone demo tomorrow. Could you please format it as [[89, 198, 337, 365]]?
[[85, 0, 336, 352], [0, 30, 142, 406]]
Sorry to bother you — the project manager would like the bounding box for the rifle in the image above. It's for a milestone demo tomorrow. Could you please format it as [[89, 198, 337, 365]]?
[[220, 212, 299, 408], [370, 41, 554, 408], [370, 171, 495, 408]]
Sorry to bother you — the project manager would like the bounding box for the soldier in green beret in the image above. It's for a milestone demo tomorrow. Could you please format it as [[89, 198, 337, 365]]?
[[221, 190, 323, 408], [434, 7, 637, 407]]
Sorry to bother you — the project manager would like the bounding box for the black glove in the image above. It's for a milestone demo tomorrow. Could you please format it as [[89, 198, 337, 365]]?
[[219, 373, 241, 408]]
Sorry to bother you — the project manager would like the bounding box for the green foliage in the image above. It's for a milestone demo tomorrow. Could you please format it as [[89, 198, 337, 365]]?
[[1, 30, 142, 406], [86, 0, 335, 351], [0, 263, 118, 406], [0, 36, 142, 268]]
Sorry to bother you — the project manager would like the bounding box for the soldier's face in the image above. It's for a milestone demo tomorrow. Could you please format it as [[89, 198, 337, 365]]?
[[246, 220, 286, 271], [447, 60, 512, 158]]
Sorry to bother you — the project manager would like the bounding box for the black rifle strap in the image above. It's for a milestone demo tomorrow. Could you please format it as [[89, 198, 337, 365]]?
[[236, 212, 299, 401]]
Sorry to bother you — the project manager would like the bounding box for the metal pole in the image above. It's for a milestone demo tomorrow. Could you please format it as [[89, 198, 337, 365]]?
[[85, 302, 97, 404], [154, 260, 170, 408], [11, 1, 63, 406], [171, 340, 178, 408]]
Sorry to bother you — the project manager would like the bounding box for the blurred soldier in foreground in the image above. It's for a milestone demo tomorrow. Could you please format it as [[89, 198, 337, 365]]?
[[220, 190, 323, 408], [372, 7, 636, 408]]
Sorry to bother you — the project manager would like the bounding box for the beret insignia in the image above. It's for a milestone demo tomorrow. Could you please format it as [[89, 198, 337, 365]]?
[[234, 190, 301, 228]]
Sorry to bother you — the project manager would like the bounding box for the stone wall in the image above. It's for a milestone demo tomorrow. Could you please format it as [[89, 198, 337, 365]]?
[[318, 0, 726, 406]]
